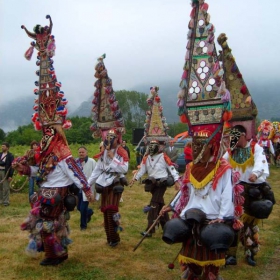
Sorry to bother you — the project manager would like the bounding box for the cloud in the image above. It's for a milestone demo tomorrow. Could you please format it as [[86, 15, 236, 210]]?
[[0, 0, 279, 115]]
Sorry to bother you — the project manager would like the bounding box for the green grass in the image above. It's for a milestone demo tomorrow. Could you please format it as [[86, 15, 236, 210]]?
[[1, 145, 280, 280]]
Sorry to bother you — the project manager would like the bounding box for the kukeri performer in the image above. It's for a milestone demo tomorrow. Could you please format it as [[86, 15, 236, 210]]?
[[224, 125, 275, 266], [13, 126, 93, 266], [272, 122, 280, 167], [130, 140, 180, 237], [160, 128, 235, 280], [13, 15, 93, 266], [88, 129, 129, 247], [257, 120, 275, 165]]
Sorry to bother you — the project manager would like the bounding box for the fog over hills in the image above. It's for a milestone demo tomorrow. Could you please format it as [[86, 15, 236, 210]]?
[[1, 78, 279, 133]]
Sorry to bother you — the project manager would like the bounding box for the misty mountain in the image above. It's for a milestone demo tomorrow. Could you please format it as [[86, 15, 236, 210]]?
[[1, 79, 279, 133]]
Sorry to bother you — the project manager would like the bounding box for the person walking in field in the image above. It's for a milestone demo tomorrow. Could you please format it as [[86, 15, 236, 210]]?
[[0, 142, 14, 206], [224, 125, 275, 266], [88, 129, 129, 247], [161, 127, 235, 280], [76, 146, 97, 231], [130, 140, 180, 237]]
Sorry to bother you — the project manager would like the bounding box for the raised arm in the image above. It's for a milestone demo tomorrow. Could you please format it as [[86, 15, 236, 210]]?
[[21, 25, 36, 39], [46, 15, 53, 34]]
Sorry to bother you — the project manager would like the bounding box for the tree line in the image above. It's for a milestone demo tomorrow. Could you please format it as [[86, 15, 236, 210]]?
[[0, 90, 188, 146]]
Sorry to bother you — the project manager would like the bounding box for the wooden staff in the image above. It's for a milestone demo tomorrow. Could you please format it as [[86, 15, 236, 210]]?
[[133, 214, 162, 252], [133, 189, 180, 252], [133, 136, 145, 152]]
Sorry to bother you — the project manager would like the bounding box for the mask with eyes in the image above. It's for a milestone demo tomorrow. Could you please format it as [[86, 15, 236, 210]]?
[[229, 129, 243, 150], [148, 140, 159, 156], [192, 136, 207, 164], [104, 129, 118, 149], [41, 126, 56, 152]]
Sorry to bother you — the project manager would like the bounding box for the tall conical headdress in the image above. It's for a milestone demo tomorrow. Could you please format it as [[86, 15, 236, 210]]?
[[90, 54, 125, 142], [21, 15, 71, 131], [217, 33, 258, 139], [21, 15, 73, 162], [144, 86, 170, 142], [177, 0, 232, 155]]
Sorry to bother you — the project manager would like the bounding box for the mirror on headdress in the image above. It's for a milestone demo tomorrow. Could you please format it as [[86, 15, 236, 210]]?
[[198, 19, 205, 26]]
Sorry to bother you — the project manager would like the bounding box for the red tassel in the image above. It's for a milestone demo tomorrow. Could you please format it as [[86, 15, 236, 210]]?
[[240, 85, 247, 95], [168, 263, 175, 269], [180, 114, 188, 124], [62, 120, 72, 129], [24, 45, 34, 61], [223, 111, 232, 121], [155, 96, 161, 102], [34, 121, 42, 131]]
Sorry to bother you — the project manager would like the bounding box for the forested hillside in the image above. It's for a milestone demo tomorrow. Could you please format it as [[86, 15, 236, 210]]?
[[1, 79, 279, 134]]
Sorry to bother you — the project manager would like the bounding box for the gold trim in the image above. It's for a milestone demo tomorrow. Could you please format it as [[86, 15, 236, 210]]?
[[178, 255, 225, 267], [229, 152, 254, 173], [241, 213, 260, 225], [190, 160, 220, 189]]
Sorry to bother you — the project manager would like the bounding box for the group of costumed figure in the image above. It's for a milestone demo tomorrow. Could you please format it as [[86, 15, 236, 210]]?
[[11, 1, 276, 279]]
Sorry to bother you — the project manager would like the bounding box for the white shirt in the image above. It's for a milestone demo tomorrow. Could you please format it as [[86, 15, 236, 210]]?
[[30, 156, 90, 190], [135, 153, 179, 182], [170, 168, 234, 220], [88, 148, 128, 187], [223, 141, 269, 184], [78, 157, 97, 201], [259, 140, 275, 155]]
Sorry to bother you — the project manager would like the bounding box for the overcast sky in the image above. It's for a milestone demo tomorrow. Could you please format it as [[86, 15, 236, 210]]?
[[1, 0, 279, 112]]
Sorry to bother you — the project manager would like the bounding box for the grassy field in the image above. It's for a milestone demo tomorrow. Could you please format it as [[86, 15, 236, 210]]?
[[1, 145, 280, 280]]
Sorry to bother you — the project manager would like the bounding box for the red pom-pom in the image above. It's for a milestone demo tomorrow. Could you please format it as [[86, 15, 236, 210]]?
[[155, 96, 161, 102], [105, 86, 112, 94], [234, 205, 243, 217], [58, 91, 64, 98], [55, 81, 62, 88], [168, 263, 175, 269], [180, 114, 188, 123], [31, 112, 39, 122], [63, 120, 72, 129], [200, 3, 209, 12], [34, 121, 42, 131], [240, 85, 247, 95], [20, 222, 28, 230], [237, 73, 242, 78], [190, 7, 196, 18], [223, 111, 232, 121]]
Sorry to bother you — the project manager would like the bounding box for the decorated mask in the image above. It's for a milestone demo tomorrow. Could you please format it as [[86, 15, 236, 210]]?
[[104, 129, 118, 149], [41, 126, 56, 152], [148, 140, 159, 156], [229, 126, 246, 150], [192, 136, 207, 164]]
